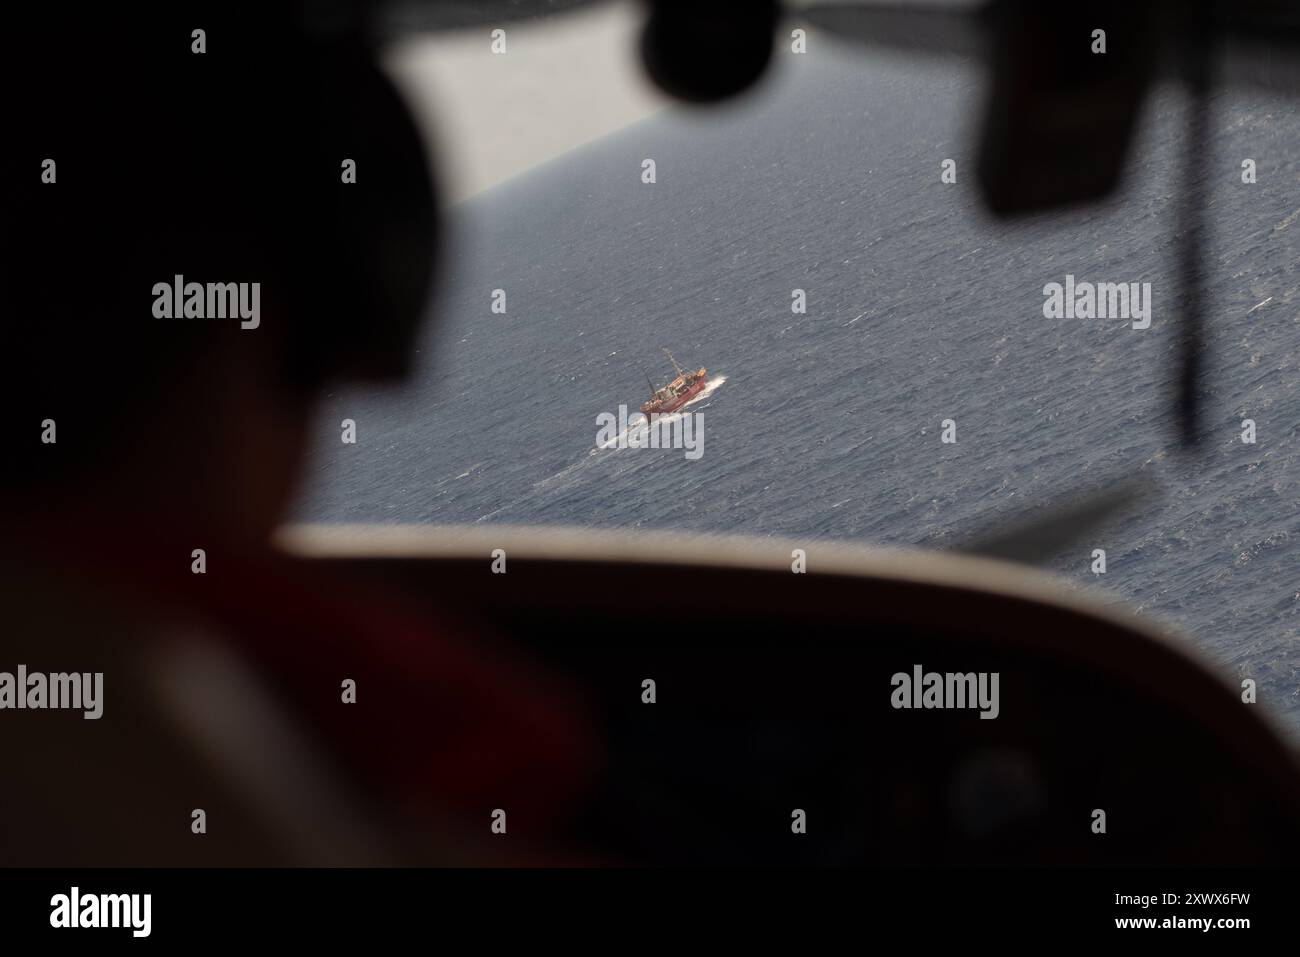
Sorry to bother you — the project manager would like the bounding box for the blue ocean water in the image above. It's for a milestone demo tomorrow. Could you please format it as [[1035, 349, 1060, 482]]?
[[296, 48, 1299, 739]]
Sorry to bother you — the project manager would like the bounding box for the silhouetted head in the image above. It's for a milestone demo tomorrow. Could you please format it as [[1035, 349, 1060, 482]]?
[[1, 7, 438, 538]]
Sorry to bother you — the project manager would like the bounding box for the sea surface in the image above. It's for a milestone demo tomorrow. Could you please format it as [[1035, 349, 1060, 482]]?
[[295, 46, 1300, 740]]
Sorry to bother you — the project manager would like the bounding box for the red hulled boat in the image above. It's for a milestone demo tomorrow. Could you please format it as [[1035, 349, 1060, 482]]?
[[640, 350, 708, 418]]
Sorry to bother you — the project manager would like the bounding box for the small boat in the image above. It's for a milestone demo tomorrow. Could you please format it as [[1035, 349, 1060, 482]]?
[[640, 350, 708, 418]]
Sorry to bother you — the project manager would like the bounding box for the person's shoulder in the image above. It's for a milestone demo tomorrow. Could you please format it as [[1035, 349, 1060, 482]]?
[[0, 559, 380, 865]]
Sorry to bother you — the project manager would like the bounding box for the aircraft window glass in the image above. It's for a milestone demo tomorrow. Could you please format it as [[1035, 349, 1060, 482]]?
[[291, 2, 1300, 745]]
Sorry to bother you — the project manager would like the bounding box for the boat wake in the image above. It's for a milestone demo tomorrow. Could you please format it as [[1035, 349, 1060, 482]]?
[[474, 375, 727, 523], [594, 374, 727, 451]]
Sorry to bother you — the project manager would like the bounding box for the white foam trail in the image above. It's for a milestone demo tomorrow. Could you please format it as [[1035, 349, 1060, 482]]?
[[595, 374, 727, 451], [1273, 207, 1300, 233], [479, 376, 725, 521]]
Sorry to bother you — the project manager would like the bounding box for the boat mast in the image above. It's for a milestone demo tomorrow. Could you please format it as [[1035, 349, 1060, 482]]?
[[663, 348, 687, 378]]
